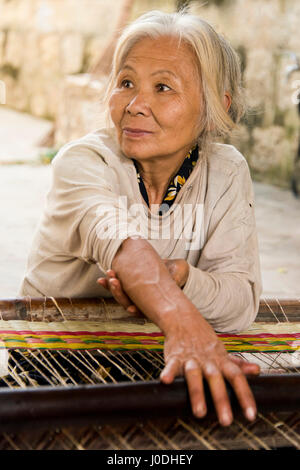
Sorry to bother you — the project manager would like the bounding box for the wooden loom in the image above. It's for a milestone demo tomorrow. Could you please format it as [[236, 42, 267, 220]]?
[[0, 296, 299, 450]]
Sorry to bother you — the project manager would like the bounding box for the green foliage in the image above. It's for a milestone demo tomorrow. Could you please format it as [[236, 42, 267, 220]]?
[[39, 148, 59, 165]]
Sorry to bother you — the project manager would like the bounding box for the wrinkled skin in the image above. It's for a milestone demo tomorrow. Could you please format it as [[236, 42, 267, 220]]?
[[97, 258, 189, 315], [95, 36, 260, 426], [97, 240, 259, 427]]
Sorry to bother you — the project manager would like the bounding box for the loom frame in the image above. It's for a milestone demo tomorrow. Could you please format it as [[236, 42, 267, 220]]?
[[0, 296, 299, 451]]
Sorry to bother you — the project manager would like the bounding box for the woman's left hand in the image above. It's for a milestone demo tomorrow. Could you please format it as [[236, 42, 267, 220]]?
[[163, 258, 189, 288], [97, 269, 141, 315], [96, 259, 189, 315]]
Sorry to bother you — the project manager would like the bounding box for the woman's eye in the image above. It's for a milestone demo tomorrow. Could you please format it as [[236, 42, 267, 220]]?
[[156, 83, 171, 92], [120, 79, 133, 89]]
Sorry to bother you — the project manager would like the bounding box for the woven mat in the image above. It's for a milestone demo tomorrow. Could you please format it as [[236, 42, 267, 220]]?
[[0, 320, 299, 352]]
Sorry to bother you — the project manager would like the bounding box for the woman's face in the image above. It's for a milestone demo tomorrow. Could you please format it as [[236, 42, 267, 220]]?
[[109, 36, 203, 163]]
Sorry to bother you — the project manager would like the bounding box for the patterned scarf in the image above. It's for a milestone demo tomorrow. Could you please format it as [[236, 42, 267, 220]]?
[[133, 145, 199, 215]]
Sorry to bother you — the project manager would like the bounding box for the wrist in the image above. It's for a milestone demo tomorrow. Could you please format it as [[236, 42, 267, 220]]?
[[155, 292, 201, 335]]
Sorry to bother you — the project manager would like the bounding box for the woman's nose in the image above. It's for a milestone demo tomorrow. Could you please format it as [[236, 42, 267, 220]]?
[[126, 92, 151, 116]]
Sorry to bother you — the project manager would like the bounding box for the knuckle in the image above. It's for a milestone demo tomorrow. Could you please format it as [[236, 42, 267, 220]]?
[[222, 359, 242, 376], [166, 354, 181, 366], [184, 358, 199, 373], [202, 361, 219, 377]]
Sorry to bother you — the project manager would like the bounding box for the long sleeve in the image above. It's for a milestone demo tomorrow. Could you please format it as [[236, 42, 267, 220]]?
[[182, 158, 262, 333], [49, 142, 144, 273]]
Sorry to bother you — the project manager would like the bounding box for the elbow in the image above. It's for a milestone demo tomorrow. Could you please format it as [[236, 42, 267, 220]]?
[[237, 279, 262, 331], [213, 277, 261, 334], [233, 294, 258, 332]]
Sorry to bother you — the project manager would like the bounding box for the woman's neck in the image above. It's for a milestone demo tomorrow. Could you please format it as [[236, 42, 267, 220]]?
[[135, 147, 192, 207]]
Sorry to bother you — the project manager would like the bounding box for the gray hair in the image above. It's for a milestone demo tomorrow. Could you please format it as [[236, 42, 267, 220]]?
[[105, 10, 246, 155]]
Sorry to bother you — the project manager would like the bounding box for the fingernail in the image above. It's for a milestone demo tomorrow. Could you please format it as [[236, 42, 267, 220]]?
[[195, 405, 206, 418], [246, 407, 256, 421], [221, 412, 232, 427], [160, 372, 171, 384], [127, 306, 136, 313]]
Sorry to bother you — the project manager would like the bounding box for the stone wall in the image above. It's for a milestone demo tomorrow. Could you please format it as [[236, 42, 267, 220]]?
[[190, 0, 300, 187], [0, 0, 174, 118], [0, 0, 300, 187]]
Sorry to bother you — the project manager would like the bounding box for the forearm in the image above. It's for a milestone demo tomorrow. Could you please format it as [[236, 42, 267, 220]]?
[[110, 238, 259, 426], [111, 237, 201, 334]]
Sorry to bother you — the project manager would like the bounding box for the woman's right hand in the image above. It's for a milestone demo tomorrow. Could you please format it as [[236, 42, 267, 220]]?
[[97, 238, 260, 426], [97, 267, 260, 426], [160, 308, 260, 426]]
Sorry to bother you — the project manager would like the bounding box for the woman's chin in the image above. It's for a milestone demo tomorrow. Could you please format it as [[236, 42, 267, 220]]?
[[121, 142, 155, 160]]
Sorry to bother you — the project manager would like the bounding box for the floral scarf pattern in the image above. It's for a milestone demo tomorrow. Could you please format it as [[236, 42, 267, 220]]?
[[133, 145, 199, 215]]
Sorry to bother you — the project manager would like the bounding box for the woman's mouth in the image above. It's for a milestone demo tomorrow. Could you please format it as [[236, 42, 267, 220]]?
[[123, 128, 153, 138]]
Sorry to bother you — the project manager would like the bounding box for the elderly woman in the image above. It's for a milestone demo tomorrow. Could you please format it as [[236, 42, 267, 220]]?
[[19, 11, 262, 427]]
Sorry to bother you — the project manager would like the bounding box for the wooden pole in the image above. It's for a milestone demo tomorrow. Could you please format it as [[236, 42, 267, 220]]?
[[0, 375, 299, 433], [0, 297, 299, 322]]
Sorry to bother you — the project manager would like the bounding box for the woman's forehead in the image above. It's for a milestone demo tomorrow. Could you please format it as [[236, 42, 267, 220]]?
[[122, 36, 199, 80], [120, 37, 199, 81]]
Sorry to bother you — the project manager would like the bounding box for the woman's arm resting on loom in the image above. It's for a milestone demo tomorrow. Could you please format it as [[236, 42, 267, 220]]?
[[99, 159, 262, 333], [110, 237, 259, 427], [182, 159, 262, 333], [97, 258, 189, 314]]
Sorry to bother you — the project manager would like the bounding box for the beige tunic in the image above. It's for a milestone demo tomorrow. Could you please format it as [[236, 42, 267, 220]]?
[[18, 128, 262, 333]]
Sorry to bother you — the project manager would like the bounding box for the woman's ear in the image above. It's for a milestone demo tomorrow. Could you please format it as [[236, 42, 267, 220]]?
[[224, 92, 232, 112]]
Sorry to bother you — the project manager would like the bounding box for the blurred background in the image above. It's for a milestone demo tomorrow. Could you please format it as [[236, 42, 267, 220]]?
[[0, 0, 299, 299]]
